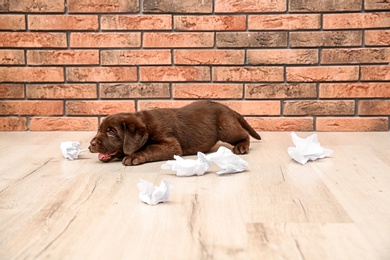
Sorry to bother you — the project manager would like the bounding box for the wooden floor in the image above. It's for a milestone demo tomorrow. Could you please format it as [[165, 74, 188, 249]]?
[[0, 132, 389, 260]]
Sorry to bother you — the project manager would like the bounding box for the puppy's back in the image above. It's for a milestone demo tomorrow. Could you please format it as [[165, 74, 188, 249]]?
[[182, 101, 260, 140]]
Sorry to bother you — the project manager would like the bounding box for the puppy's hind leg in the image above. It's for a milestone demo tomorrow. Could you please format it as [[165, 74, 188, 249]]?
[[232, 135, 250, 155], [217, 118, 251, 154]]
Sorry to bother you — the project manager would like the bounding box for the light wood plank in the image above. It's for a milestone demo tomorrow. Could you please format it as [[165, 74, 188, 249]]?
[[0, 132, 389, 259]]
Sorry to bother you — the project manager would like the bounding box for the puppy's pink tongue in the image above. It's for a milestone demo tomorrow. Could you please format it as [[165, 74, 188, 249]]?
[[98, 153, 110, 161]]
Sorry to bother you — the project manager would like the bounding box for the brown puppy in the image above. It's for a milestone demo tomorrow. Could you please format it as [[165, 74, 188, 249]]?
[[89, 101, 261, 166]]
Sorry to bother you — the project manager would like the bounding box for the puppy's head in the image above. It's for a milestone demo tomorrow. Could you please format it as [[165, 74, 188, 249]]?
[[89, 113, 148, 162]]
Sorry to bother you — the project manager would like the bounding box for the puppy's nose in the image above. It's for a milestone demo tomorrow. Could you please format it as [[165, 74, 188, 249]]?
[[89, 138, 98, 151]]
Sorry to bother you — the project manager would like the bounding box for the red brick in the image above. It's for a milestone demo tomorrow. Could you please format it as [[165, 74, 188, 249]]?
[[219, 100, 280, 115], [245, 83, 317, 99], [68, 0, 139, 13], [359, 100, 390, 115], [320, 83, 390, 98], [365, 0, 390, 10], [287, 66, 359, 82], [216, 32, 287, 48], [172, 84, 243, 99], [100, 83, 170, 99], [143, 33, 214, 48], [0, 15, 25, 30], [365, 30, 390, 46], [0, 101, 63, 115], [28, 15, 98, 30], [0, 117, 27, 131], [0, 84, 24, 98], [174, 50, 245, 65], [66, 101, 135, 115], [248, 49, 318, 65], [26, 84, 97, 99], [245, 117, 314, 131], [143, 0, 212, 13], [0, 50, 25, 65], [101, 50, 171, 65], [174, 15, 246, 31], [248, 14, 320, 30], [361, 66, 390, 81], [101, 15, 171, 30], [290, 31, 362, 47], [323, 12, 390, 29], [138, 100, 279, 115], [0, 67, 64, 82], [213, 67, 284, 82], [138, 100, 192, 111], [0, 32, 66, 48], [316, 117, 388, 131], [66, 67, 137, 83], [30, 117, 98, 131], [0, 0, 64, 12], [27, 50, 99, 65], [289, 0, 361, 12], [140, 66, 210, 82], [215, 0, 286, 13], [284, 100, 355, 116], [321, 48, 390, 64], [70, 33, 141, 48]]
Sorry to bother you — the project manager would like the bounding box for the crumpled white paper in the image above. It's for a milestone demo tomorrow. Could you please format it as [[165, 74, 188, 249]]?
[[287, 132, 333, 165], [206, 146, 249, 174], [161, 146, 249, 176], [137, 179, 172, 205], [60, 141, 87, 160]]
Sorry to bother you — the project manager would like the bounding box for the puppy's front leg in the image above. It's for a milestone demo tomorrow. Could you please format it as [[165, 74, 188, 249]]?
[[122, 139, 182, 166]]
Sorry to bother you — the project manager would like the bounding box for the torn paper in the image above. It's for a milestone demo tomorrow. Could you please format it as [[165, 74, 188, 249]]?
[[60, 141, 87, 160], [161, 146, 249, 177], [287, 132, 333, 165], [161, 152, 211, 176], [137, 179, 172, 205], [206, 146, 249, 174]]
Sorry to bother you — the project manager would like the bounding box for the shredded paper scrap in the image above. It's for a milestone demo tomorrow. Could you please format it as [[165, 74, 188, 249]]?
[[287, 132, 333, 165], [161, 146, 249, 176], [137, 179, 172, 205], [60, 141, 87, 160]]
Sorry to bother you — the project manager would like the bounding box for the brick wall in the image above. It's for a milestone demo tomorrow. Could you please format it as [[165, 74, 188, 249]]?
[[0, 0, 389, 131]]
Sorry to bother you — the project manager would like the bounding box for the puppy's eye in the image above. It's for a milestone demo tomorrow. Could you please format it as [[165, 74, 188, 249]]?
[[107, 130, 116, 137]]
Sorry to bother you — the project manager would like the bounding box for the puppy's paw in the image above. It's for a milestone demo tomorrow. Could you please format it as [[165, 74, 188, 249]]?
[[122, 155, 142, 166], [233, 144, 249, 155]]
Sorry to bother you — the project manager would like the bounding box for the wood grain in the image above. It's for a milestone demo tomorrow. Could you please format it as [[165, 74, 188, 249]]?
[[0, 132, 389, 259]]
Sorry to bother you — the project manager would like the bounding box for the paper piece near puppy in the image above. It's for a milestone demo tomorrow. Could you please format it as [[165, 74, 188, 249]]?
[[60, 141, 87, 160], [161, 146, 249, 176], [161, 152, 211, 176], [287, 132, 333, 165], [206, 146, 249, 174], [137, 179, 172, 205]]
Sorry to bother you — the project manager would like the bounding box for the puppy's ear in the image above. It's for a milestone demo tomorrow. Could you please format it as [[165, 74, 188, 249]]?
[[122, 118, 148, 155]]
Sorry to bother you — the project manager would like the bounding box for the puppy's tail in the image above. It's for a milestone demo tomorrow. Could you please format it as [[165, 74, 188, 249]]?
[[237, 115, 261, 140]]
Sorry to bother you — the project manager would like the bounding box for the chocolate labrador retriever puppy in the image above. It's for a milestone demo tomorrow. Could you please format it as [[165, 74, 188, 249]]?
[[89, 101, 261, 166]]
